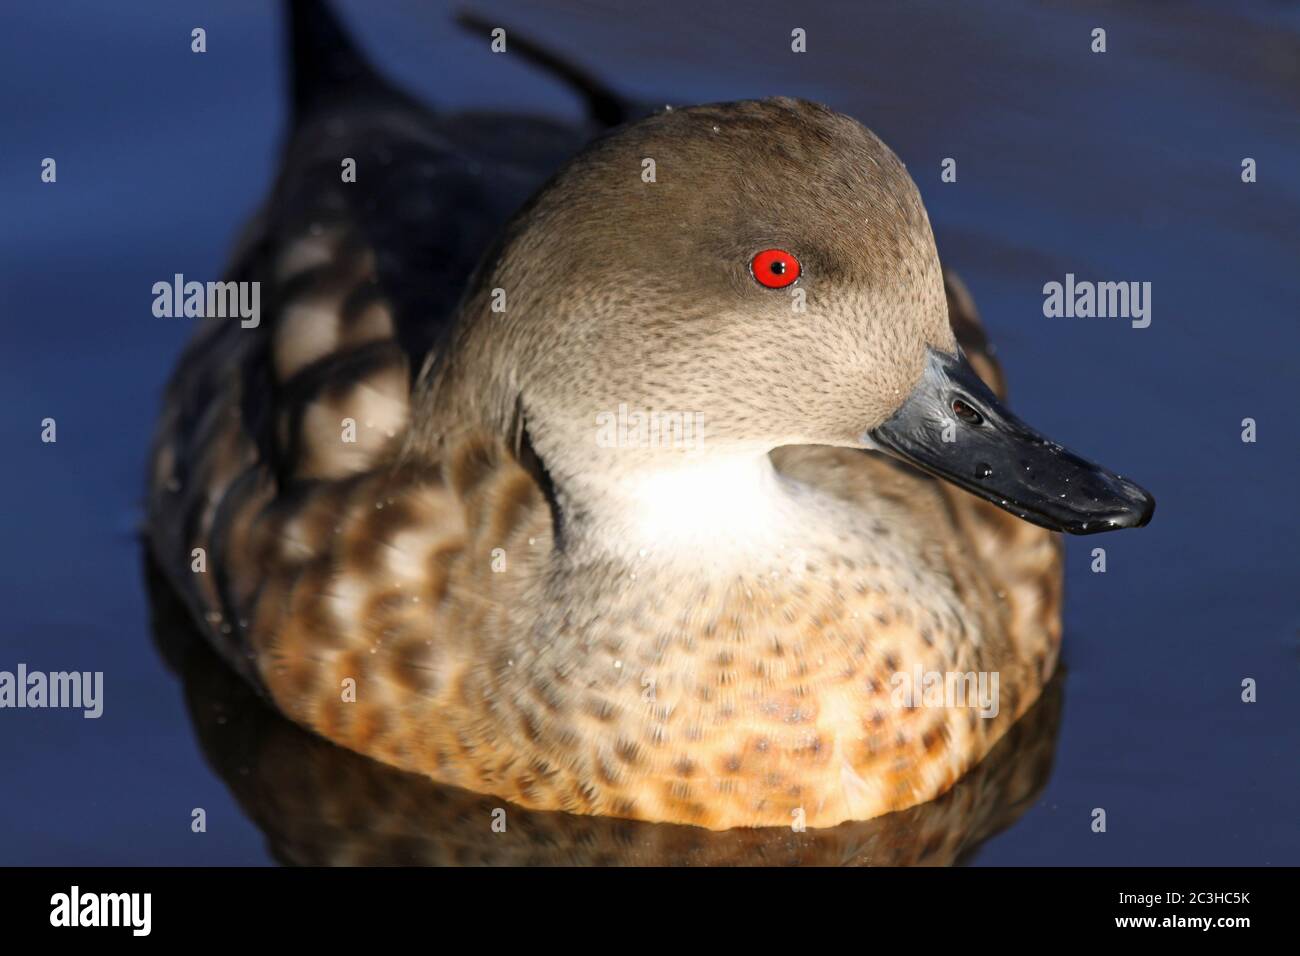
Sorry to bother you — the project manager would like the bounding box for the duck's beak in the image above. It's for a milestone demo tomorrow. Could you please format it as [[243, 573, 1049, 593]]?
[[867, 349, 1155, 534]]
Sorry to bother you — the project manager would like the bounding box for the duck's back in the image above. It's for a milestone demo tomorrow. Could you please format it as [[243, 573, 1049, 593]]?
[[147, 3, 599, 677]]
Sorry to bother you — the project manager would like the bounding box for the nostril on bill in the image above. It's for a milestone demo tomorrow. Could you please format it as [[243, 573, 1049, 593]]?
[[951, 397, 983, 425]]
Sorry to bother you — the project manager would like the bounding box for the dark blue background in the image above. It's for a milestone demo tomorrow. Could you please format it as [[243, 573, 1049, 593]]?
[[1, 0, 1296, 864]]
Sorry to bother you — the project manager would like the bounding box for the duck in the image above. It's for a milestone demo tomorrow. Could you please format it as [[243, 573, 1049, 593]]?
[[147, 0, 1154, 831]]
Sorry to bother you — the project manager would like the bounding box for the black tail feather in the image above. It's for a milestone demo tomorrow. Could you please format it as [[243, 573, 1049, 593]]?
[[287, 0, 390, 115], [455, 10, 634, 127], [288, 2, 647, 127]]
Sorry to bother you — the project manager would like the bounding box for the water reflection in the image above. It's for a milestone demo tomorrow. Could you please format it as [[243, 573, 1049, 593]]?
[[146, 554, 1063, 866]]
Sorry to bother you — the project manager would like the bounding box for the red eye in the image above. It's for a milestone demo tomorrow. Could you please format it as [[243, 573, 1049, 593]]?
[[750, 248, 801, 289]]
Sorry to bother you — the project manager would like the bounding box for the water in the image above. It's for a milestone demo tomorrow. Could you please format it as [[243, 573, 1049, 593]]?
[[1, 0, 1296, 865]]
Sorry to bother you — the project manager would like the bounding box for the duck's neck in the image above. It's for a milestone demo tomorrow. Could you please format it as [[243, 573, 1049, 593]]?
[[410, 318, 843, 573]]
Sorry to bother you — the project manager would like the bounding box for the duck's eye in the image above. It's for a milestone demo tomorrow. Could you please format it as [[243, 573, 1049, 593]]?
[[750, 249, 801, 289]]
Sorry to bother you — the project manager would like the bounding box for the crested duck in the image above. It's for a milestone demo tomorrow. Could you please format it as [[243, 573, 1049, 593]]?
[[148, 0, 1152, 830]]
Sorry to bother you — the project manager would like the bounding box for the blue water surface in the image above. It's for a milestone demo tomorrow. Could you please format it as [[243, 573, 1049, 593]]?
[[0, 0, 1296, 864]]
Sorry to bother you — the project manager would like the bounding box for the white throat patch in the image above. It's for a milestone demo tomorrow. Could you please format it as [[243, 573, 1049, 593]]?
[[570, 453, 817, 569]]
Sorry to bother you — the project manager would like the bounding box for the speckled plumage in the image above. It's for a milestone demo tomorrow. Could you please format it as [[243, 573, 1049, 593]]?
[[147, 9, 1062, 831], [146, 562, 1064, 865]]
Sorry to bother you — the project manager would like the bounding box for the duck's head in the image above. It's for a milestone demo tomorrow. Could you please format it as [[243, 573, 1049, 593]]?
[[452, 98, 1152, 542]]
